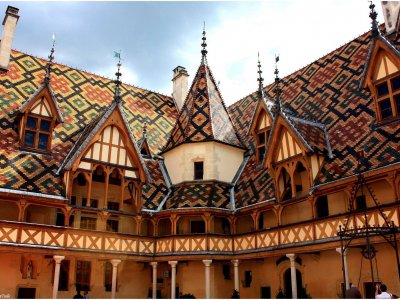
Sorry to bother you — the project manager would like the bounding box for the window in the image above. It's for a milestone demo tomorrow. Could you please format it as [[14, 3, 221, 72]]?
[[256, 128, 269, 163], [107, 202, 120, 211], [22, 114, 53, 151], [56, 209, 65, 227], [315, 196, 329, 218], [82, 198, 98, 208], [375, 74, 400, 121], [194, 161, 204, 180], [80, 216, 97, 230], [76, 261, 91, 291]]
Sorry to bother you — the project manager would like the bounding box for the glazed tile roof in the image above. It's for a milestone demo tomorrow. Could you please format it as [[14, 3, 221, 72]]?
[[0, 50, 178, 206], [165, 181, 231, 209], [229, 29, 400, 208], [162, 62, 245, 153]]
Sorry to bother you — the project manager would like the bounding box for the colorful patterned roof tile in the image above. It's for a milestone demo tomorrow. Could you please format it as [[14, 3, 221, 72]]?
[[165, 181, 231, 209], [162, 62, 245, 153]]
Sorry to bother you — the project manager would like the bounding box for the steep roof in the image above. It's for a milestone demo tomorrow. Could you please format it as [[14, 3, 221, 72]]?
[[229, 28, 400, 208], [162, 62, 245, 153]]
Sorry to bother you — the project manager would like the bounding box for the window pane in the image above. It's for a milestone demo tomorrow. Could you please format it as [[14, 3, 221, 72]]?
[[377, 82, 389, 97], [26, 117, 37, 129], [391, 76, 400, 91], [40, 119, 51, 131], [194, 161, 204, 180], [258, 132, 265, 144], [379, 99, 393, 119], [38, 134, 49, 150], [395, 94, 400, 116], [24, 131, 35, 147]]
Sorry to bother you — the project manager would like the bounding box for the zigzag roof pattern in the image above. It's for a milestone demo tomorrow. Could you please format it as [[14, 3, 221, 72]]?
[[162, 63, 245, 153]]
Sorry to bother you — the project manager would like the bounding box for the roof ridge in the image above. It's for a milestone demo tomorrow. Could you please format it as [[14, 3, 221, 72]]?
[[11, 49, 173, 100]]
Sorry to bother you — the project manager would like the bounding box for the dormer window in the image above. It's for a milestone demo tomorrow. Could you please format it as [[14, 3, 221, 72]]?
[[252, 109, 271, 164], [375, 73, 400, 120], [22, 114, 53, 151]]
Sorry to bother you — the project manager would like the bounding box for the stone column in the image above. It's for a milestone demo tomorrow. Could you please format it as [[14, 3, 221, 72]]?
[[336, 247, 350, 290], [111, 259, 121, 299], [203, 260, 212, 299], [150, 262, 158, 299], [168, 261, 178, 299], [231, 259, 240, 293], [52, 255, 65, 299], [286, 254, 297, 299]]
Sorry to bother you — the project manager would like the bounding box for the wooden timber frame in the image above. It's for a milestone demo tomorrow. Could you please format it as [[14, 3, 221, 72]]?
[[337, 153, 400, 298]]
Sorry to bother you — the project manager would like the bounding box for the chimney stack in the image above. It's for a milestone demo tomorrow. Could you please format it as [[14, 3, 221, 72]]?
[[172, 66, 189, 111], [0, 6, 19, 72]]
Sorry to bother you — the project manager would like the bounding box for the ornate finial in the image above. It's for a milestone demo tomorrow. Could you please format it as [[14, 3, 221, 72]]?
[[257, 52, 264, 99], [44, 33, 56, 84], [273, 54, 282, 114], [369, 1, 379, 37], [201, 22, 208, 64], [113, 51, 122, 103]]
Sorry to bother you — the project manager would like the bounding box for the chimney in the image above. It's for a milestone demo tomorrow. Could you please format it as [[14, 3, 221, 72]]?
[[0, 6, 19, 72], [381, 1, 400, 35], [172, 66, 189, 111]]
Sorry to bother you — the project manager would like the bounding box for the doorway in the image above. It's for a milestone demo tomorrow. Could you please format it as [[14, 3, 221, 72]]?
[[284, 268, 302, 298]]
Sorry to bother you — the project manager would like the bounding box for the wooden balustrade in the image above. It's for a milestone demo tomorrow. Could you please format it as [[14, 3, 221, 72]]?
[[0, 204, 398, 256]]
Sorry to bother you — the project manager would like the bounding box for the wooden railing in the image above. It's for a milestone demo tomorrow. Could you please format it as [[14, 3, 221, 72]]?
[[0, 205, 398, 256]]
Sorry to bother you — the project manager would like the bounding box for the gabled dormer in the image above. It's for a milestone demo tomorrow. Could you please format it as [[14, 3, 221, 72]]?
[[138, 123, 152, 158], [248, 99, 273, 164], [18, 83, 63, 152], [361, 4, 400, 123], [18, 40, 63, 153]]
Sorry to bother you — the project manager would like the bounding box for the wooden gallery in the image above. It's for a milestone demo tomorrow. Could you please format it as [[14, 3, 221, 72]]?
[[0, 2, 399, 299]]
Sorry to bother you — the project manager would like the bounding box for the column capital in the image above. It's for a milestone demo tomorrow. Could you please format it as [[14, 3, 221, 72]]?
[[150, 262, 158, 267], [286, 253, 296, 261], [111, 259, 122, 267], [202, 259, 212, 267], [231, 259, 240, 266], [168, 260, 178, 267], [53, 255, 65, 263], [336, 247, 348, 256]]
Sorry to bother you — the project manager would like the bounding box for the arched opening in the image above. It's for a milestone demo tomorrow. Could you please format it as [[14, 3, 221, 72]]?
[[258, 210, 278, 229], [140, 219, 154, 236], [293, 161, 309, 198], [281, 201, 312, 225], [158, 218, 172, 236], [236, 215, 254, 234], [212, 216, 231, 234], [91, 165, 106, 209], [278, 167, 292, 201], [177, 216, 206, 234], [71, 172, 89, 206], [25, 205, 59, 225], [0, 200, 18, 221], [284, 268, 303, 299], [107, 168, 122, 211]]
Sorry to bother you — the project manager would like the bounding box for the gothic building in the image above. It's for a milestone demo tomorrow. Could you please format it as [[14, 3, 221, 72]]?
[[0, 2, 400, 299]]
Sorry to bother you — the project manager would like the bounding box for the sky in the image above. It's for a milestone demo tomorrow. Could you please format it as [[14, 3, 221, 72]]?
[[0, 0, 385, 105]]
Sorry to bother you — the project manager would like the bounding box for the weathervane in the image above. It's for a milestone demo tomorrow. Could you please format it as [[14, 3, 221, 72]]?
[[201, 22, 208, 64], [273, 54, 282, 114], [369, 1, 379, 37], [44, 33, 56, 84], [257, 52, 264, 99], [113, 50, 122, 103]]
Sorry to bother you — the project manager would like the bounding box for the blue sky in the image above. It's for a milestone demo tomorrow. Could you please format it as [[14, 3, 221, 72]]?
[[0, 1, 384, 105]]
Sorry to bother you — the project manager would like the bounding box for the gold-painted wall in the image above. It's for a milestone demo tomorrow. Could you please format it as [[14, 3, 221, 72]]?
[[163, 142, 244, 184]]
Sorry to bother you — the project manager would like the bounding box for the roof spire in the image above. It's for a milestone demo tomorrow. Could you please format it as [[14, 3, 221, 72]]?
[[257, 52, 264, 99], [273, 54, 282, 115], [369, 1, 379, 37], [44, 33, 56, 85], [142, 122, 147, 139], [113, 51, 122, 103], [201, 22, 208, 64]]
